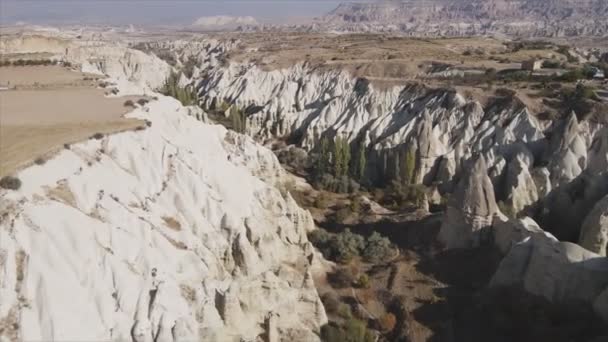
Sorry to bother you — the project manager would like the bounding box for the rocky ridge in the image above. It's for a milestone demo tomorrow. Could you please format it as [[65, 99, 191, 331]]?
[[319, 0, 608, 37], [156, 37, 608, 319], [0, 38, 326, 341]]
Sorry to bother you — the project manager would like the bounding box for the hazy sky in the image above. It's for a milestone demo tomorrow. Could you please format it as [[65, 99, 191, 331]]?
[[0, 0, 346, 26]]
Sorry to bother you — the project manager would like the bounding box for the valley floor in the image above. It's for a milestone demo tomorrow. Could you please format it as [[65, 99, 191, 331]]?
[[292, 179, 607, 342]]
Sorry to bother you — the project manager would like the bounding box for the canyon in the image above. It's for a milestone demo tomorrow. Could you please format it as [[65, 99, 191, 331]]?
[[0, 27, 607, 341]]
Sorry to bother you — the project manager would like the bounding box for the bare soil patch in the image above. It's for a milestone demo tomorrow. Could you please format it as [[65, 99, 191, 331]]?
[[0, 65, 144, 177]]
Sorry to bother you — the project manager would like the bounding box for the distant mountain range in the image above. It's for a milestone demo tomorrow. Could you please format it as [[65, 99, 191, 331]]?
[[315, 0, 608, 37]]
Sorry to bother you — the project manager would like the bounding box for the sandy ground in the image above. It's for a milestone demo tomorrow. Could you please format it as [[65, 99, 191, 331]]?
[[0, 65, 144, 177]]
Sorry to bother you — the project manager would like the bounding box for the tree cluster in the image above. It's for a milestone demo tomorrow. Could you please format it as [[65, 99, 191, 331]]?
[[159, 72, 197, 106], [229, 106, 247, 133], [312, 137, 367, 193], [308, 228, 396, 264], [0, 59, 55, 67]]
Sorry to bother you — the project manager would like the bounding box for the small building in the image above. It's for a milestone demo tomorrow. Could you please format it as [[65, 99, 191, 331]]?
[[522, 59, 542, 71]]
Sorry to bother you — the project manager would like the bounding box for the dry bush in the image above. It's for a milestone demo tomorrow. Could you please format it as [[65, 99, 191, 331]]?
[[321, 292, 341, 314], [314, 192, 331, 208], [0, 176, 21, 191], [329, 267, 356, 288], [379, 313, 397, 332], [162, 216, 182, 231]]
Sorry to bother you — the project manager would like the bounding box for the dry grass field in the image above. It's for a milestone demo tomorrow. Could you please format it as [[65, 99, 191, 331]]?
[[222, 33, 559, 81], [0, 65, 144, 177]]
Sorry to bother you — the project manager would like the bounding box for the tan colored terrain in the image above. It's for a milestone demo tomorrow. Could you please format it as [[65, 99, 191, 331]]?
[[224, 33, 558, 80], [0, 65, 144, 177]]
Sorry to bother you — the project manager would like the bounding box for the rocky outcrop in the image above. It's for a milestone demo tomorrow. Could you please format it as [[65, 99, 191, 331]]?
[[504, 155, 539, 215], [0, 97, 326, 341], [491, 234, 608, 320], [319, 0, 608, 37], [580, 195, 608, 256], [438, 156, 498, 249], [546, 112, 587, 187], [414, 111, 442, 185], [587, 127, 608, 174], [493, 217, 557, 255]]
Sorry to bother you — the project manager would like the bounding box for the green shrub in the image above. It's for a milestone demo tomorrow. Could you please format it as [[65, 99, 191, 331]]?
[[354, 274, 370, 289], [314, 192, 331, 208], [321, 292, 341, 314], [329, 267, 355, 288], [560, 69, 585, 82], [335, 207, 352, 224], [362, 232, 395, 263], [310, 228, 395, 265], [321, 323, 346, 342], [123, 100, 135, 107], [309, 228, 332, 246], [542, 60, 561, 69], [159, 72, 197, 106], [0, 176, 21, 190], [343, 318, 375, 342], [229, 106, 247, 133], [320, 319, 374, 342], [333, 229, 365, 263]]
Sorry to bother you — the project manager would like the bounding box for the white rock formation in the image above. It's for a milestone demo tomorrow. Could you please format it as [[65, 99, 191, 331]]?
[[0, 97, 326, 341], [438, 156, 498, 249], [504, 155, 539, 215], [546, 112, 588, 187], [491, 235, 608, 319], [493, 216, 557, 255], [580, 195, 608, 256]]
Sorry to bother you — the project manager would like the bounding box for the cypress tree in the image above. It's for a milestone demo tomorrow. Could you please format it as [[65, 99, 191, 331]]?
[[402, 145, 416, 185], [355, 142, 367, 182]]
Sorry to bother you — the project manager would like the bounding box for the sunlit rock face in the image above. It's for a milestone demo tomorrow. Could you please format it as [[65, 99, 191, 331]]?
[[0, 39, 326, 340], [156, 38, 608, 322], [319, 0, 608, 37], [438, 156, 498, 249]]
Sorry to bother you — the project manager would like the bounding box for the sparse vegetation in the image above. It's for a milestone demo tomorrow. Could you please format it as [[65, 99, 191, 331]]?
[[91, 133, 104, 140], [0, 176, 22, 190], [308, 228, 396, 265], [312, 136, 363, 193], [354, 274, 370, 289], [362, 232, 395, 263], [159, 72, 197, 106], [229, 106, 247, 134], [123, 100, 135, 108], [137, 98, 149, 106], [0, 59, 55, 67], [320, 319, 375, 342]]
